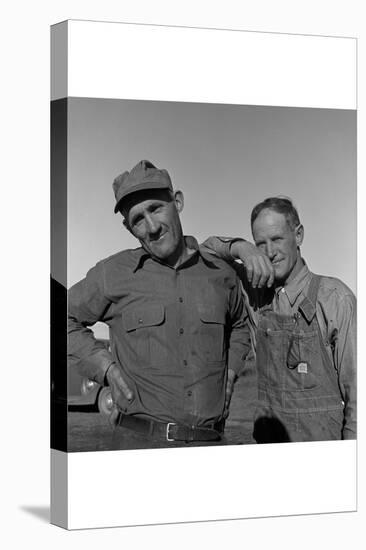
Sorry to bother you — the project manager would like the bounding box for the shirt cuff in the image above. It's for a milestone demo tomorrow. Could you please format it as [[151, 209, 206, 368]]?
[[217, 237, 247, 262]]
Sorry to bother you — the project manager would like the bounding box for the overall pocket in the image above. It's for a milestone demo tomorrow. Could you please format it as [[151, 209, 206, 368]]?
[[286, 329, 319, 390], [256, 327, 287, 389]]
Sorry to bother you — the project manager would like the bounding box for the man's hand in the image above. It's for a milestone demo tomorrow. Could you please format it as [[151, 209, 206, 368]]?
[[230, 240, 274, 288], [223, 368, 237, 419], [105, 362, 134, 427]]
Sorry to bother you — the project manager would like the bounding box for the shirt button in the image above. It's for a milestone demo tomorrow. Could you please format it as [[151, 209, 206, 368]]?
[[187, 390, 192, 397], [179, 328, 184, 334], [138, 319, 143, 324]]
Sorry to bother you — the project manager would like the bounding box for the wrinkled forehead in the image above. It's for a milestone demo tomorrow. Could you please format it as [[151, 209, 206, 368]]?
[[252, 208, 291, 237]]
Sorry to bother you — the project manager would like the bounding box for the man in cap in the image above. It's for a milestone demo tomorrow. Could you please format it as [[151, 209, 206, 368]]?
[[68, 160, 252, 449], [203, 197, 356, 442]]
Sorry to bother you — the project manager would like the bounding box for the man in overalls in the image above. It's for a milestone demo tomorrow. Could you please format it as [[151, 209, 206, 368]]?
[[203, 197, 356, 443]]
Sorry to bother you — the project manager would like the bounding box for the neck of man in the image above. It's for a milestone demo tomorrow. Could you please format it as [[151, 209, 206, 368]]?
[[169, 239, 195, 269], [275, 253, 305, 289], [149, 237, 195, 269]]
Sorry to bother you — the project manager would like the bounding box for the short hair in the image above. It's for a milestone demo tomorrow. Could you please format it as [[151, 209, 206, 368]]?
[[250, 196, 301, 230]]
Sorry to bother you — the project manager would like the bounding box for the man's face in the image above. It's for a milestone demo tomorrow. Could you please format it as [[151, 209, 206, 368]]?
[[124, 189, 185, 266], [252, 208, 303, 285]]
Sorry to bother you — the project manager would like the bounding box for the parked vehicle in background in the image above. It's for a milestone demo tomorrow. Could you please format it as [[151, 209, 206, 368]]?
[[68, 338, 114, 418]]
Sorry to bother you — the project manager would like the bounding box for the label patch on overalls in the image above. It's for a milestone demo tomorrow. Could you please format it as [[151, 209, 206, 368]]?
[[297, 362, 308, 374]]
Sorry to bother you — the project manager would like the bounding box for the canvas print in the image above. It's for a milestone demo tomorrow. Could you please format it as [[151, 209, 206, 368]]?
[[50, 20, 357, 530], [51, 97, 356, 453]]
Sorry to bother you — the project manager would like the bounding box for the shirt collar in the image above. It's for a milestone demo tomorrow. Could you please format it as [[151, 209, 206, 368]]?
[[132, 236, 211, 272], [275, 260, 311, 306]]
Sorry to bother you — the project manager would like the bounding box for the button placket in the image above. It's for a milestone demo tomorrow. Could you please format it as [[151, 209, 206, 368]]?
[[176, 268, 193, 414]]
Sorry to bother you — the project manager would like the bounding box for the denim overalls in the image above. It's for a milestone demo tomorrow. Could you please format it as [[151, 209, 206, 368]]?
[[253, 275, 344, 443]]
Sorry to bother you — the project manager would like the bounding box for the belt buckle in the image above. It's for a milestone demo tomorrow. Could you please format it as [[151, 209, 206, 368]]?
[[166, 422, 176, 441]]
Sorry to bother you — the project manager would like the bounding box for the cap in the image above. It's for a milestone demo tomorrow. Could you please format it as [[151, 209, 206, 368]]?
[[113, 160, 173, 213]]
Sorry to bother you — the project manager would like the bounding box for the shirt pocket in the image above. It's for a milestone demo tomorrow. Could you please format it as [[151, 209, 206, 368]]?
[[198, 305, 226, 363], [123, 304, 167, 366]]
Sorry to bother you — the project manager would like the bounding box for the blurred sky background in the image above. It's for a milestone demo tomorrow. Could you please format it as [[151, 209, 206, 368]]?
[[66, 98, 356, 308]]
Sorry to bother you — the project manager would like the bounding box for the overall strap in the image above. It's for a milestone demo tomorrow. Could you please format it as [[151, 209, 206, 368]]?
[[299, 274, 338, 379], [298, 274, 321, 324]]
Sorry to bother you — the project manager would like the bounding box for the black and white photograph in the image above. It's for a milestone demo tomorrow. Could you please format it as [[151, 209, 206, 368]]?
[[4, 0, 366, 546], [52, 98, 356, 453], [47, 18, 359, 531]]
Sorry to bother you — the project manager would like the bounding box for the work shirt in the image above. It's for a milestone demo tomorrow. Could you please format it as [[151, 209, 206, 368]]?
[[201, 236, 357, 439], [68, 237, 250, 427]]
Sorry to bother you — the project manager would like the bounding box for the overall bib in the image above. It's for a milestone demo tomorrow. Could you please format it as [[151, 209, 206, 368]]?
[[253, 275, 344, 443]]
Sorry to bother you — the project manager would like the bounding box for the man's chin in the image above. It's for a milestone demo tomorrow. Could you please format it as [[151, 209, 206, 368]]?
[[149, 242, 168, 257], [143, 237, 183, 266], [273, 267, 286, 285], [149, 245, 174, 264]]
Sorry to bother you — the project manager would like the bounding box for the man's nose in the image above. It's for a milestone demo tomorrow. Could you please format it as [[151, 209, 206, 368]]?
[[266, 242, 275, 259], [146, 214, 160, 235]]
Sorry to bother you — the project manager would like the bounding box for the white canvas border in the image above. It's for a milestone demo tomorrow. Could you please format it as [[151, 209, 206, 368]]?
[[51, 20, 357, 530], [65, 441, 356, 529], [53, 20, 356, 109]]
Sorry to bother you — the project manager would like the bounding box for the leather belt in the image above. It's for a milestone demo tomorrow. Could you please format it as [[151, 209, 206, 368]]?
[[117, 413, 224, 442]]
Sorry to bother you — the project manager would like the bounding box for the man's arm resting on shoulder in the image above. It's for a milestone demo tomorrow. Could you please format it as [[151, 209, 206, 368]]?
[[201, 236, 274, 288]]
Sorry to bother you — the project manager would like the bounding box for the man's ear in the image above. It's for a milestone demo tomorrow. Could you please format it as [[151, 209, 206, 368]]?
[[295, 224, 304, 247], [122, 218, 132, 234], [174, 190, 184, 214]]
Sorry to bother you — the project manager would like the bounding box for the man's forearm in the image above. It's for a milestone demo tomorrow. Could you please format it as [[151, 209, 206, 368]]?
[[202, 236, 274, 288], [343, 412, 357, 439], [201, 236, 243, 262], [334, 293, 357, 440], [68, 316, 114, 385], [227, 331, 251, 377], [342, 383, 357, 440], [68, 263, 115, 385], [227, 296, 252, 378]]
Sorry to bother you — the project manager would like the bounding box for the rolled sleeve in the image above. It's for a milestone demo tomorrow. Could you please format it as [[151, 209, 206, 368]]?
[[201, 236, 245, 262]]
